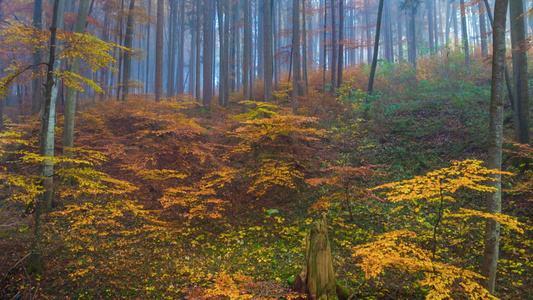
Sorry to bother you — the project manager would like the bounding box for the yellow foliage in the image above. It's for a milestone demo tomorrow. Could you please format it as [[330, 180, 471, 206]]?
[[353, 230, 499, 300], [374, 160, 513, 204]]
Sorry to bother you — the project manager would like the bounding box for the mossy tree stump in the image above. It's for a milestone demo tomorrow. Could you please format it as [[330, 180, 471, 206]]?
[[294, 215, 337, 300]]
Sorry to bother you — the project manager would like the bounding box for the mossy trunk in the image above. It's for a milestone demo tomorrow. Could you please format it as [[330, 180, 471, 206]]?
[[295, 215, 337, 300]]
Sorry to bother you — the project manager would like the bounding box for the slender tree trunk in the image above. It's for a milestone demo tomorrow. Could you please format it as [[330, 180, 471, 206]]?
[[195, 0, 202, 100], [28, 0, 60, 274], [368, 0, 384, 95], [203, 0, 214, 105], [292, 0, 300, 113], [167, 0, 177, 97], [243, 0, 251, 100], [177, 0, 185, 94], [427, 0, 435, 52], [263, 0, 273, 102], [122, 0, 136, 101], [31, 0, 43, 116], [145, 0, 152, 92], [481, 0, 508, 293], [459, 0, 470, 68], [407, 5, 417, 69], [155, 0, 164, 102], [330, 0, 337, 89], [322, 0, 327, 85], [509, 0, 530, 144], [337, 0, 344, 87], [64, 0, 90, 170], [479, 3, 488, 57], [302, 0, 309, 91]]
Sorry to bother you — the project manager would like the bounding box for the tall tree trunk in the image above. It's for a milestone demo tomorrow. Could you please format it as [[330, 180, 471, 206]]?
[[322, 0, 328, 85], [28, 0, 61, 274], [383, 0, 393, 62], [122, 0, 136, 101], [427, 0, 435, 52], [203, 0, 214, 105], [177, 0, 185, 94], [302, 0, 309, 91], [31, 0, 43, 116], [155, 0, 164, 102], [167, 0, 177, 97], [263, 0, 273, 102], [509, 0, 530, 144], [337, 0, 344, 87], [368, 0, 384, 95], [145, 0, 152, 92], [63, 0, 90, 171], [481, 0, 508, 293], [407, 5, 417, 69], [459, 0, 470, 68], [479, 3, 488, 58], [330, 0, 337, 89], [292, 0, 300, 113], [243, 0, 251, 100], [195, 0, 202, 100]]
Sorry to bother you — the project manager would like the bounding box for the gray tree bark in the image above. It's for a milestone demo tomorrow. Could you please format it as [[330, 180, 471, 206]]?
[[63, 0, 90, 174], [28, 0, 61, 274], [481, 0, 508, 293], [155, 0, 164, 102], [509, 0, 530, 144]]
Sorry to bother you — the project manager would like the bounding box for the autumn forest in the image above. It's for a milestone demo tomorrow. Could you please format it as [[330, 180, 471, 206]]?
[[0, 0, 532, 299]]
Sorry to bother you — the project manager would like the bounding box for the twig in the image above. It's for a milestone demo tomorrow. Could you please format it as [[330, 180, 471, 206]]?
[[1, 252, 30, 282]]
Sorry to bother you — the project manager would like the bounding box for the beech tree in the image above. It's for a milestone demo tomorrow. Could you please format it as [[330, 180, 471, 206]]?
[[481, 0, 508, 293]]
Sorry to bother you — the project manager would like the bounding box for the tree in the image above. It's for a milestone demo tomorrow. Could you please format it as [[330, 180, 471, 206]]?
[[481, 0, 508, 293], [263, 0, 273, 102], [64, 0, 90, 170], [243, 0, 251, 101], [509, 0, 530, 144], [122, 0, 136, 101], [28, 0, 62, 273], [292, 0, 300, 113], [203, 0, 214, 105], [337, 0, 344, 87], [31, 0, 43, 116], [459, 0, 470, 68], [155, 0, 164, 102], [367, 0, 384, 95]]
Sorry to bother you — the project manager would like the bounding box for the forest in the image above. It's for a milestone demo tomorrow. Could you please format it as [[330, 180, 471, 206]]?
[[0, 0, 532, 299]]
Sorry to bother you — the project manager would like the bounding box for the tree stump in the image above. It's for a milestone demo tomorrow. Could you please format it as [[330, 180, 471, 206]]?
[[295, 214, 337, 300]]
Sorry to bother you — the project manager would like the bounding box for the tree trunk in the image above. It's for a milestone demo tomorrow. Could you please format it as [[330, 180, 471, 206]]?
[[407, 5, 417, 69], [28, 0, 61, 274], [459, 0, 470, 68], [177, 0, 185, 94], [155, 0, 164, 102], [337, 0, 344, 88], [263, 0, 273, 102], [167, 0, 177, 97], [330, 0, 337, 89], [145, 0, 151, 92], [292, 0, 301, 113], [31, 0, 43, 116], [243, 0, 251, 100], [368, 0, 384, 95], [302, 0, 309, 91], [122, 0, 136, 101], [481, 0, 508, 293], [202, 0, 214, 105], [294, 215, 336, 300], [479, 3, 488, 58], [509, 0, 530, 144], [63, 0, 90, 174]]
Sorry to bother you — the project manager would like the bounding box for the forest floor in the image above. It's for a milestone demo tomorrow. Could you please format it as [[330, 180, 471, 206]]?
[[1, 54, 533, 299]]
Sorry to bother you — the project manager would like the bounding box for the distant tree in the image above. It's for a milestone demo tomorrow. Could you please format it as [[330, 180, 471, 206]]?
[[122, 0, 136, 101], [479, 3, 488, 58], [292, 0, 300, 113], [243, 0, 251, 101], [31, 0, 43, 116], [64, 0, 90, 170], [337, 0, 344, 87], [155, 0, 164, 102], [263, 0, 273, 102], [368, 0, 385, 95], [509, 0, 530, 144], [481, 0, 508, 293], [459, 0, 470, 68], [203, 0, 214, 105]]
